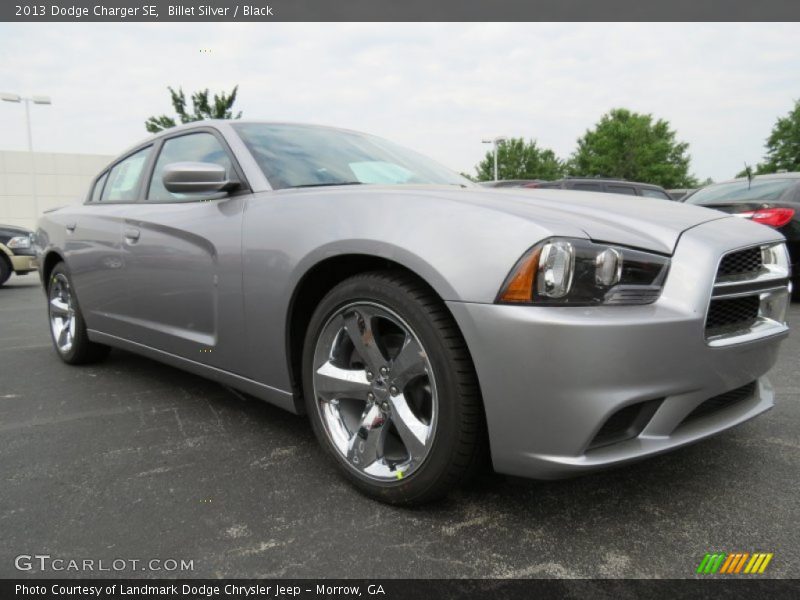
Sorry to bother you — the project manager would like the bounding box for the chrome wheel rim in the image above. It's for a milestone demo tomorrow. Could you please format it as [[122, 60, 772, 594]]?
[[312, 302, 438, 482], [49, 273, 76, 354]]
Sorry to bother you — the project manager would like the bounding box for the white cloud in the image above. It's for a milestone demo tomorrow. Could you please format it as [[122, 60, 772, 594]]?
[[0, 22, 798, 182]]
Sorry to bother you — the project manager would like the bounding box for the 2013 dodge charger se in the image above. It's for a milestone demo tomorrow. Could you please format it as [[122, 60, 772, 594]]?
[[36, 121, 792, 504]]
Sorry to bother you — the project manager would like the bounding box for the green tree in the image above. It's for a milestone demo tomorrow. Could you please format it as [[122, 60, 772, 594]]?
[[474, 138, 565, 182], [145, 85, 242, 133], [568, 108, 696, 188], [746, 99, 800, 175]]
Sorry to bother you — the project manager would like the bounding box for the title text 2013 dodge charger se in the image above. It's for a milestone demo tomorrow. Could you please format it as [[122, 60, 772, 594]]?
[[36, 122, 791, 504]]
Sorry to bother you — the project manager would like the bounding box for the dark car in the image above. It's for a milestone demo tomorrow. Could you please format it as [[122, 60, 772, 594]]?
[[685, 173, 800, 297], [536, 177, 674, 200], [0, 224, 37, 287]]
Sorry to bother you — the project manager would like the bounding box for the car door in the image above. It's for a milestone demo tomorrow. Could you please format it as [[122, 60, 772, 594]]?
[[64, 147, 152, 338], [116, 129, 249, 374]]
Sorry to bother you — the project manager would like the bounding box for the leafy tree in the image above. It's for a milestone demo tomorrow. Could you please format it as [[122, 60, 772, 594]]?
[[745, 99, 800, 175], [145, 85, 242, 133], [568, 108, 697, 188], [474, 138, 565, 181]]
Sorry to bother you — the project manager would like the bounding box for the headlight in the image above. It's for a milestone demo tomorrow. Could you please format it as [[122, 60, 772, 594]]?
[[6, 235, 32, 250], [497, 237, 670, 306]]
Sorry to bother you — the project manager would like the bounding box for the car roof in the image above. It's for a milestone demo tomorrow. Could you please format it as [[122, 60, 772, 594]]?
[[549, 177, 666, 189], [710, 172, 800, 185]]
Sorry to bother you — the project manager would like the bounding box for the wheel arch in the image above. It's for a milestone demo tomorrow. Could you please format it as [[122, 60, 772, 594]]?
[[284, 252, 476, 411], [41, 250, 66, 287]]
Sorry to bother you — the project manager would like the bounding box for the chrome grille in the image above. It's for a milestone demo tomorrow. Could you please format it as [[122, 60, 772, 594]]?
[[706, 296, 760, 337], [716, 246, 763, 281], [704, 243, 790, 345]]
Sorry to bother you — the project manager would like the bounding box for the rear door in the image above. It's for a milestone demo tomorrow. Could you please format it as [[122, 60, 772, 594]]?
[[64, 146, 152, 337], [116, 129, 250, 373]]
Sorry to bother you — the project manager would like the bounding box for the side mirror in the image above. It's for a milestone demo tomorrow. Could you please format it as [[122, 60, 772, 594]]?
[[162, 162, 238, 195]]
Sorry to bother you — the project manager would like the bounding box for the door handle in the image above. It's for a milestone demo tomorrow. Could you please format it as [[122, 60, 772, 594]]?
[[66, 222, 76, 232], [124, 227, 141, 242]]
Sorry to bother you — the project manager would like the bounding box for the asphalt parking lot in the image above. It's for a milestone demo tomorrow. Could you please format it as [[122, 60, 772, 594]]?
[[0, 273, 798, 579]]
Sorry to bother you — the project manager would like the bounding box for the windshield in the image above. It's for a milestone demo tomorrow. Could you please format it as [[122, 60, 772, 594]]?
[[232, 123, 472, 190], [686, 178, 796, 205]]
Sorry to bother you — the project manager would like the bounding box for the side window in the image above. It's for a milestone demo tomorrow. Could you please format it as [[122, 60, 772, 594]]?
[[607, 185, 636, 195], [101, 147, 152, 202], [147, 132, 234, 201], [90, 172, 108, 203], [641, 188, 672, 200], [573, 183, 602, 192]]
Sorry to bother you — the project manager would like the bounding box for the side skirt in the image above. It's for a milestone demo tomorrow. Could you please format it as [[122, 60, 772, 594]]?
[[87, 329, 299, 414]]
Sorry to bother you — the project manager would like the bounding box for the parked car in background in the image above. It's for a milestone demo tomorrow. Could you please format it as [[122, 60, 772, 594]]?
[[685, 173, 799, 297], [478, 179, 544, 188], [35, 121, 791, 504], [536, 177, 673, 200], [0, 225, 37, 287], [668, 188, 697, 201]]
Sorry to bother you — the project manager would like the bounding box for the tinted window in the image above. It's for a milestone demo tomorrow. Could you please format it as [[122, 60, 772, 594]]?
[[572, 183, 602, 192], [607, 185, 636, 195], [233, 123, 471, 190], [101, 147, 152, 202], [687, 179, 796, 205], [90, 172, 108, 203], [147, 132, 234, 201], [641, 188, 672, 200]]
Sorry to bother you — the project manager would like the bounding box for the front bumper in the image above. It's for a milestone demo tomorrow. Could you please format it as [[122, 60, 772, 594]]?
[[10, 254, 37, 274], [448, 218, 789, 479]]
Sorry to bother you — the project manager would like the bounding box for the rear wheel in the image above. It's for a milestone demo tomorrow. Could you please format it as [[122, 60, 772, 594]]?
[[47, 262, 110, 364], [302, 271, 485, 505]]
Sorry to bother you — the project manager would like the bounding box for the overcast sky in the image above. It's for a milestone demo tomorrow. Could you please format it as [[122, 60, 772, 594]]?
[[1, 22, 798, 182]]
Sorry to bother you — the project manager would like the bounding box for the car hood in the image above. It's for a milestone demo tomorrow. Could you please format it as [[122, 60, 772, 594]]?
[[0, 224, 33, 245], [342, 186, 731, 255]]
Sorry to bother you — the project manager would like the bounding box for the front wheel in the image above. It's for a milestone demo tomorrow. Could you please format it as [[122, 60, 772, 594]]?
[[0, 257, 11, 287], [302, 271, 486, 505]]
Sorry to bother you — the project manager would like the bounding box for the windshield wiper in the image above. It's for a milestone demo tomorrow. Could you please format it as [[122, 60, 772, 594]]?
[[291, 182, 363, 188]]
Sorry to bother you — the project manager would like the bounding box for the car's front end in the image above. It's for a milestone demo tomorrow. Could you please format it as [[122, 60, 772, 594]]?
[[684, 175, 800, 296], [448, 215, 790, 479], [0, 225, 37, 285]]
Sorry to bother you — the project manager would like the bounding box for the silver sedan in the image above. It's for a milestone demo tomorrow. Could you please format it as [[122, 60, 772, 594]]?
[[36, 121, 791, 504]]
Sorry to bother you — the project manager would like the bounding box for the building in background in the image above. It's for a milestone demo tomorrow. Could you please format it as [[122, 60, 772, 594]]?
[[0, 150, 112, 230]]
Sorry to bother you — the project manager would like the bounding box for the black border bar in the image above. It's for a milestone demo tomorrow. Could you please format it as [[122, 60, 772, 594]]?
[[3, 579, 800, 600], [3, 0, 800, 22]]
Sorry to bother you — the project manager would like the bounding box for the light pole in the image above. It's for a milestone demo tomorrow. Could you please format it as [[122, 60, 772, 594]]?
[[481, 136, 507, 181], [1, 92, 52, 222]]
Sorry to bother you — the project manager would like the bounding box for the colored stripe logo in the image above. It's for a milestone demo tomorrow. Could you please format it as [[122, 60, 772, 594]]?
[[696, 552, 773, 574]]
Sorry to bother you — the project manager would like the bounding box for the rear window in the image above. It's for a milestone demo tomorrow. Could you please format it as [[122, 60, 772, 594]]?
[[607, 185, 636, 195], [687, 179, 796, 205], [641, 188, 672, 200], [90, 172, 108, 203]]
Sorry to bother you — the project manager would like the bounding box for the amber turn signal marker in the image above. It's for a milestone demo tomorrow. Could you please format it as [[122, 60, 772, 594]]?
[[498, 247, 541, 303]]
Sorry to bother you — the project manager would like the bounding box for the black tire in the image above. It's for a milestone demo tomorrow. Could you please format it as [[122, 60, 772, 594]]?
[[302, 270, 486, 505], [0, 256, 11, 287], [47, 262, 111, 365]]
